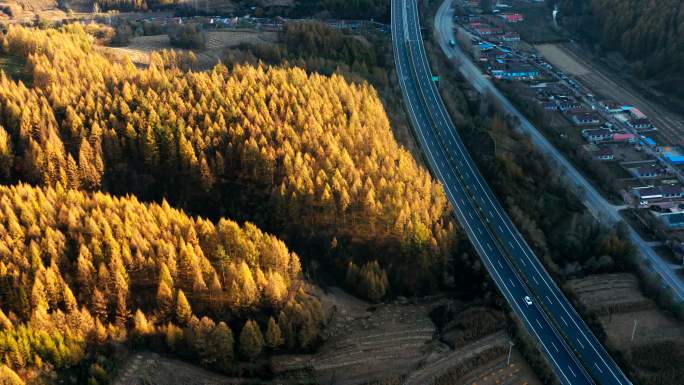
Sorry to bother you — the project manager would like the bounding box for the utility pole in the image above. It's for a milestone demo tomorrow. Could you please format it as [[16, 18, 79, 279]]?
[[631, 319, 638, 342], [507, 340, 515, 366]]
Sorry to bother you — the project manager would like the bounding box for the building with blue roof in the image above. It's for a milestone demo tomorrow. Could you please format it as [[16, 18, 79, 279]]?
[[643, 137, 657, 147], [661, 212, 684, 229]]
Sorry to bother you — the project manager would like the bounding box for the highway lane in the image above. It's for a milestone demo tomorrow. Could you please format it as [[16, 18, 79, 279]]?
[[392, 1, 592, 384], [435, 0, 684, 303], [401, 1, 633, 384], [425, 1, 637, 384], [411, 2, 632, 384]]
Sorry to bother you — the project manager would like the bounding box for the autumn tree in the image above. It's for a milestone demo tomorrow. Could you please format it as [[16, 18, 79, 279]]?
[[239, 319, 264, 361], [0, 181, 321, 380], [264, 317, 284, 349], [0, 25, 458, 296], [175, 289, 192, 325], [212, 321, 234, 370], [0, 365, 24, 385]]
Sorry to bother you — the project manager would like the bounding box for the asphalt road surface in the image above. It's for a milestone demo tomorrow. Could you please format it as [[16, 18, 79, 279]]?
[[392, 0, 634, 384]]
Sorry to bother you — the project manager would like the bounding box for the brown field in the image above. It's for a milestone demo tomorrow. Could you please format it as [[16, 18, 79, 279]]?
[[459, 350, 542, 385], [271, 289, 542, 385], [107, 30, 278, 68], [178, 0, 236, 13], [566, 273, 656, 316], [535, 43, 589, 76], [113, 352, 270, 385], [567, 273, 684, 345], [112, 288, 537, 385], [567, 273, 684, 385], [0, 0, 65, 21], [273, 290, 437, 385]]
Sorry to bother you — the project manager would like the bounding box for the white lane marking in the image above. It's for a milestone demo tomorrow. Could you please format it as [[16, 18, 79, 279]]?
[[417, 10, 622, 378], [498, 260, 503, 269], [577, 338, 585, 350], [508, 278, 516, 287], [508, 241, 514, 248], [477, 227, 483, 235], [487, 243, 493, 252], [536, 318, 543, 328], [568, 365, 577, 378], [394, 8, 584, 385], [595, 363, 604, 374], [521, 258, 527, 266], [433, 29, 628, 383], [551, 341, 559, 352], [533, 276, 539, 285], [561, 315, 569, 327], [498, 225, 504, 232], [468, 211, 474, 220]]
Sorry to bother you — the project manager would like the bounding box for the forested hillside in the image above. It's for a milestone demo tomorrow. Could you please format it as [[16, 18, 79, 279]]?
[[94, 0, 196, 11], [0, 183, 322, 384], [291, 0, 390, 21], [557, 0, 684, 96], [87, 0, 389, 20], [0, 25, 457, 295], [225, 21, 390, 96]]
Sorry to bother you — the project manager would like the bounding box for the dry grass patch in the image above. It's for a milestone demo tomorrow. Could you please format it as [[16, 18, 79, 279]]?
[[106, 30, 278, 68], [113, 352, 272, 385], [0, 0, 66, 21], [458, 349, 542, 385], [566, 273, 655, 315], [535, 43, 590, 76], [272, 289, 542, 385]]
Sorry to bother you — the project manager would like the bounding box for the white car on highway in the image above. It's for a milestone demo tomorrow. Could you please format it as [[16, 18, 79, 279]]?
[[524, 296, 533, 306]]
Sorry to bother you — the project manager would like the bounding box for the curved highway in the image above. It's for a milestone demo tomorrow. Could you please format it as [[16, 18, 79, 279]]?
[[392, 0, 633, 384], [434, 0, 684, 303], [393, 1, 590, 384]]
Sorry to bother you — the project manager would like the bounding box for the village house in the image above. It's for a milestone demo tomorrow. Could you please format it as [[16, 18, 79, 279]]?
[[566, 110, 602, 126], [582, 128, 613, 143], [499, 13, 524, 23], [598, 99, 629, 114], [489, 61, 540, 80], [627, 118, 654, 131], [501, 32, 521, 42], [632, 185, 684, 207], [634, 165, 660, 179], [557, 100, 582, 112], [612, 132, 637, 143], [594, 147, 615, 161]]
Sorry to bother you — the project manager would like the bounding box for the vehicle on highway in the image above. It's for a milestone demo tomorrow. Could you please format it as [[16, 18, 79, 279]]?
[[523, 296, 533, 306]]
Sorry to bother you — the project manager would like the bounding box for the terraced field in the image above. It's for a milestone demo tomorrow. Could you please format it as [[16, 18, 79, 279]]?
[[568, 273, 684, 385], [567, 273, 655, 315], [271, 289, 542, 385], [311, 302, 437, 384]]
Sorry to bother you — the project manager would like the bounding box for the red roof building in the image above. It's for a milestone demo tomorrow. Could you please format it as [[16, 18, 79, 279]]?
[[500, 13, 524, 23]]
